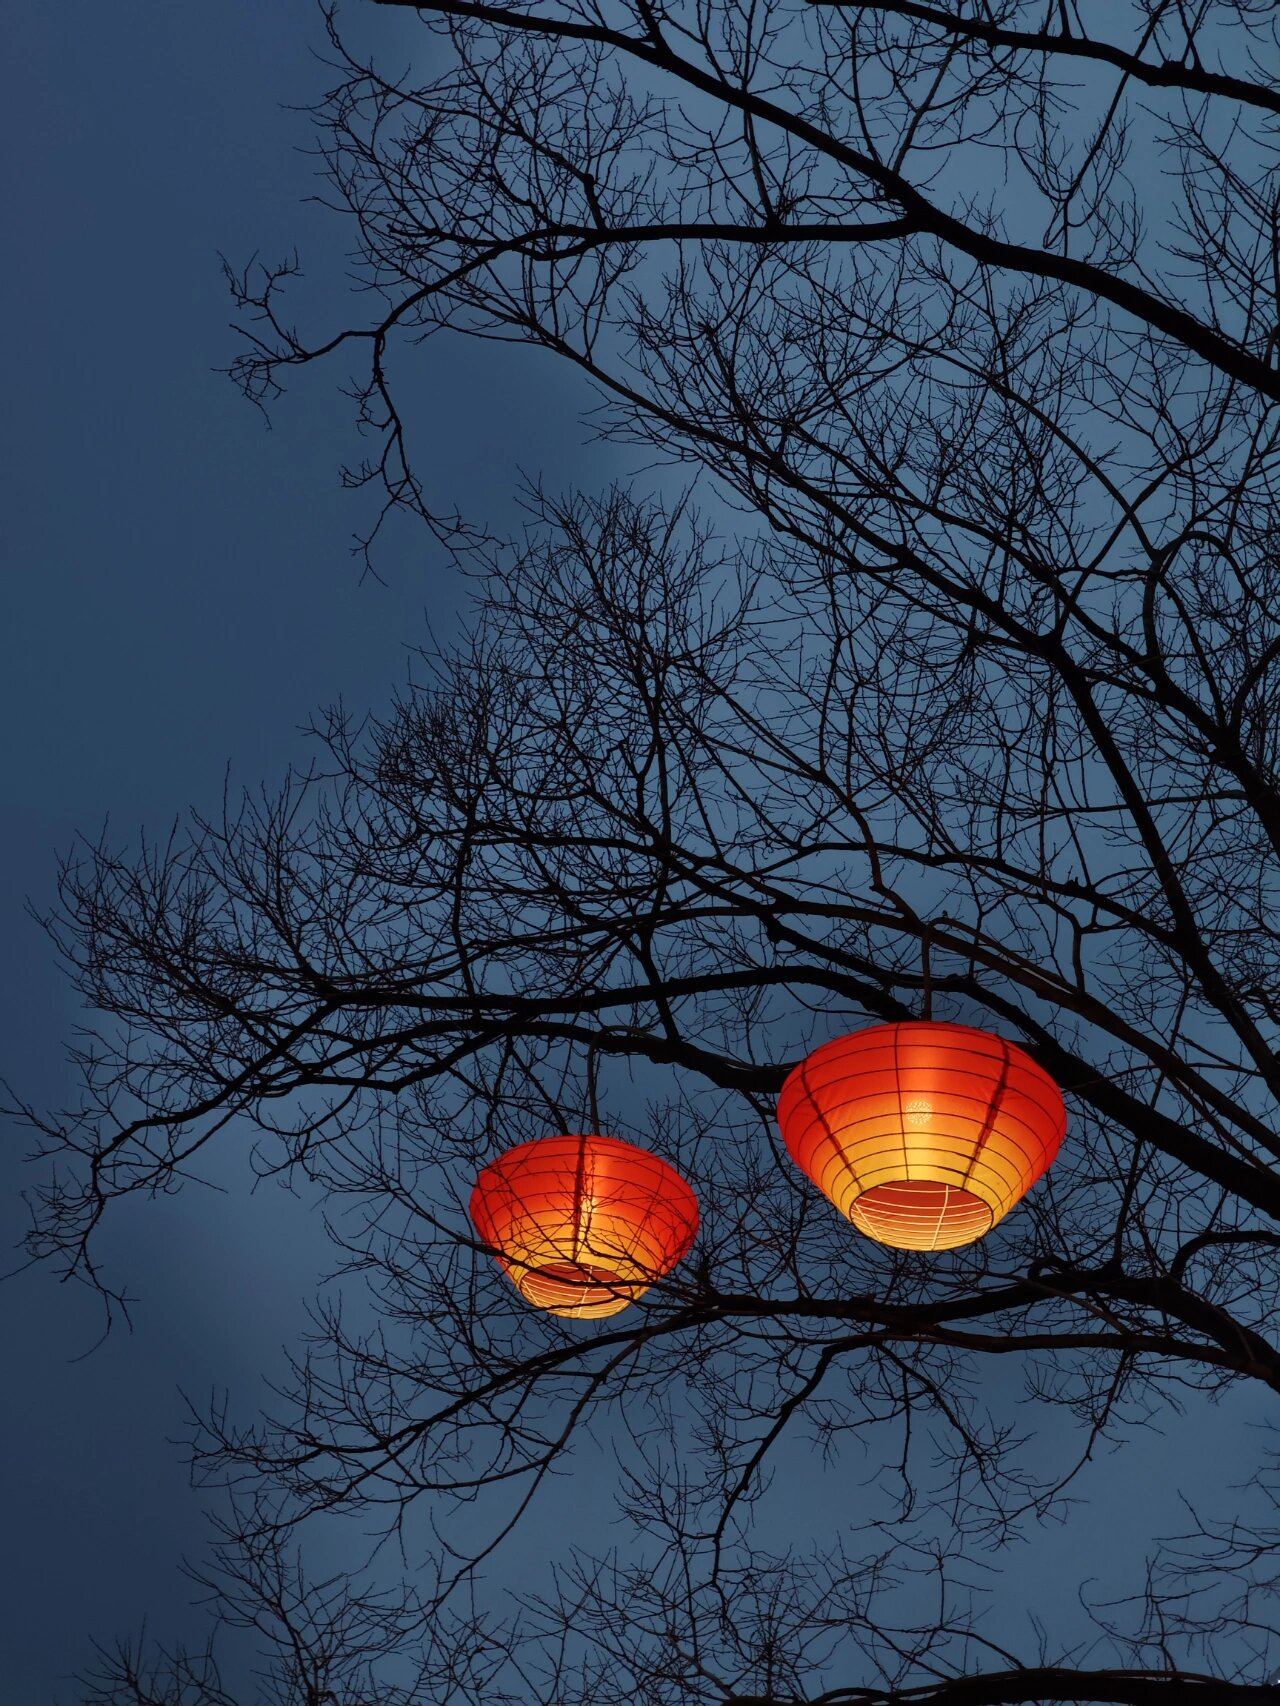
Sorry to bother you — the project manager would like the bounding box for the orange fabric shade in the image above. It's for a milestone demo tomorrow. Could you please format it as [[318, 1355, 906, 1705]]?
[[777, 1021, 1066, 1251], [469, 1134, 700, 1318]]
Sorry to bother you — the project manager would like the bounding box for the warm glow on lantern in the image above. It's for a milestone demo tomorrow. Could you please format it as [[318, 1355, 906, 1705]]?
[[777, 1021, 1066, 1251], [469, 1134, 699, 1318]]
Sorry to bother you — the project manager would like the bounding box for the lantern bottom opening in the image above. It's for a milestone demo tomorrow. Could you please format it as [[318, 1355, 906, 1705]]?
[[513, 1260, 641, 1318], [848, 1180, 994, 1251]]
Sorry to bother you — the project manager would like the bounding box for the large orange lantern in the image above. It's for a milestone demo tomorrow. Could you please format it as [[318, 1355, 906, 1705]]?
[[777, 1021, 1066, 1251], [469, 1134, 699, 1318]]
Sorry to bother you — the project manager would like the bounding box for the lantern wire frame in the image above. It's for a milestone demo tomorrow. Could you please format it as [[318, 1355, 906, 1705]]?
[[469, 1133, 700, 1318], [777, 1021, 1067, 1251]]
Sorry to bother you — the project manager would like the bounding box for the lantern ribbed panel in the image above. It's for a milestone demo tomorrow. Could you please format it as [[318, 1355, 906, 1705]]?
[[469, 1134, 699, 1318], [777, 1022, 1066, 1251]]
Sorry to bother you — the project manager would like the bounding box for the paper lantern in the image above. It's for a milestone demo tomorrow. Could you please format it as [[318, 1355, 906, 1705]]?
[[469, 1134, 699, 1318], [777, 1021, 1065, 1251]]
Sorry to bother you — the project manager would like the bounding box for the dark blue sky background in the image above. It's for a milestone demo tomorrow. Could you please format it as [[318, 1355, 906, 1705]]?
[[2, 4, 1271, 1701], [0, 2, 618, 1695]]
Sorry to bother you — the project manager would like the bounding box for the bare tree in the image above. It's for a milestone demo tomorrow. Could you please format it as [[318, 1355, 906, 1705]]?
[[14, 2, 1280, 1701]]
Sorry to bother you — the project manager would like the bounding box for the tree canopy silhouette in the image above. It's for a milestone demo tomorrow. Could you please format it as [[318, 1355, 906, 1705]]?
[[18, 2, 1280, 1701]]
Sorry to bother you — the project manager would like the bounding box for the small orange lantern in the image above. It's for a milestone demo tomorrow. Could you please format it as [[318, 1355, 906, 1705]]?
[[777, 1021, 1065, 1251], [469, 1134, 699, 1318]]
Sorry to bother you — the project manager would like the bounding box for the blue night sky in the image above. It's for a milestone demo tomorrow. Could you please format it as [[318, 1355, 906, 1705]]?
[[0, 3, 612, 1694], [1, 4, 1270, 1701]]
